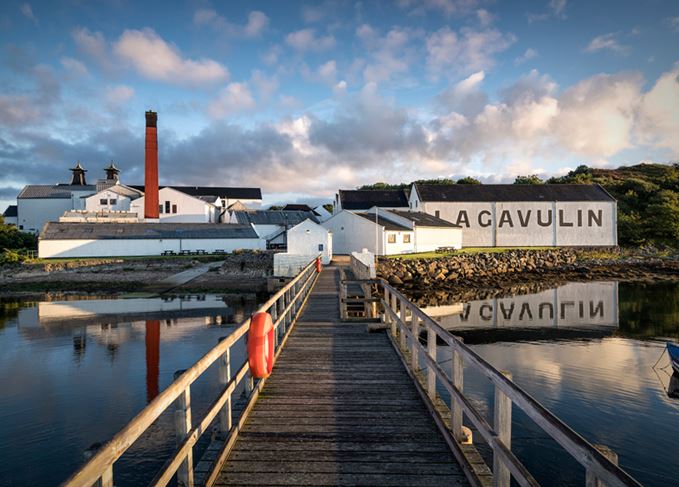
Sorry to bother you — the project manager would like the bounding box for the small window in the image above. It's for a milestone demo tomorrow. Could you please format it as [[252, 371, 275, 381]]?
[[387, 234, 396, 244], [318, 244, 324, 251], [435, 210, 440, 218], [100, 198, 107, 205], [19, 225, 23, 230], [109, 199, 117, 205], [403, 234, 411, 243], [172, 204, 177, 214], [165, 201, 171, 214], [159, 204, 163, 214]]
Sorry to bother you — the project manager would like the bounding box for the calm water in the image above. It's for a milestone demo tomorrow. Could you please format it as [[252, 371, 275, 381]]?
[[426, 280, 679, 487], [0, 294, 260, 487], [1, 282, 678, 486]]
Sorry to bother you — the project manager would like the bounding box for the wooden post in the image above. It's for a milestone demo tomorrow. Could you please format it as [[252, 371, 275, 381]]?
[[271, 299, 279, 348], [411, 313, 419, 371], [339, 269, 347, 320], [399, 299, 407, 350], [493, 370, 512, 487], [173, 371, 194, 487], [586, 445, 619, 487], [383, 287, 390, 326], [390, 291, 398, 338], [217, 345, 232, 435], [95, 466, 113, 487], [427, 325, 436, 399], [451, 339, 464, 443]]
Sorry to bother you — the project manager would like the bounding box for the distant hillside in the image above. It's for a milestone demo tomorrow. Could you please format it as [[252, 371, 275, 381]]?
[[359, 163, 679, 247], [547, 163, 678, 246]]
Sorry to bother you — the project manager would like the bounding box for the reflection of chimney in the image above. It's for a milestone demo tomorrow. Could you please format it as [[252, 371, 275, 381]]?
[[145, 320, 160, 403], [144, 111, 159, 219]]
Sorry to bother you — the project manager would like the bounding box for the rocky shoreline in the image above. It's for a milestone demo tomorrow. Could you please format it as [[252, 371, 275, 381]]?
[[378, 248, 679, 306]]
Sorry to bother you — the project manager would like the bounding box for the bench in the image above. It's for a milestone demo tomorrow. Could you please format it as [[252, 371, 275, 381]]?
[[161, 250, 176, 256], [436, 246, 456, 253]]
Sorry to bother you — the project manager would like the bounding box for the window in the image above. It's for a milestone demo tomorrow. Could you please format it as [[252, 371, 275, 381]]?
[[109, 199, 117, 205], [165, 201, 171, 214], [172, 204, 177, 214], [100, 198, 107, 205], [435, 210, 440, 218], [19, 225, 23, 230], [387, 234, 396, 244], [159, 204, 163, 214], [318, 244, 324, 251], [403, 234, 411, 243]]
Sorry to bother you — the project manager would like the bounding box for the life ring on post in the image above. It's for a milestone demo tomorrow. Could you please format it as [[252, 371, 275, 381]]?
[[248, 312, 274, 378], [316, 256, 322, 273]]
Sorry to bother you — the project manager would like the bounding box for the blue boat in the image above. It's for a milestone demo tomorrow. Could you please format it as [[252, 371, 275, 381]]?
[[668, 342, 679, 374]]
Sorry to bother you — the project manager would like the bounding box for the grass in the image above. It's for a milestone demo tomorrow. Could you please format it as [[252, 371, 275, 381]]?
[[386, 247, 556, 260], [24, 254, 225, 265]]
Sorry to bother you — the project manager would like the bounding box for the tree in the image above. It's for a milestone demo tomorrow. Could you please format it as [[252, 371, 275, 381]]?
[[513, 174, 544, 185], [645, 190, 679, 245], [456, 177, 481, 185], [358, 182, 407, 190]]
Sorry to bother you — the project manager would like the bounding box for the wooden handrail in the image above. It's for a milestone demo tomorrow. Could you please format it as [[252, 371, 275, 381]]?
[[380, 281, 642, 487], [61, 257, 320, 487]]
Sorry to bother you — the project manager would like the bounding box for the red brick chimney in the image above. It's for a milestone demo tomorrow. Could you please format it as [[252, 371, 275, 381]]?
[[144, 111, 159, 219]]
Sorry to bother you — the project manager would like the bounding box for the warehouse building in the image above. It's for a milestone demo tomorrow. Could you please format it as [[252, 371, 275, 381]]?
[[228, 209, 319, 248], [409, 183, 617, 247], [333, 189, 409, 214], [38, 222, 264, 258]]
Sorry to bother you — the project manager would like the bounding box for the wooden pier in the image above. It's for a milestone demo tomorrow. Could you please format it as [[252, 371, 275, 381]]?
[[215, 266, 468, 486], [63, 257, 643, 487]]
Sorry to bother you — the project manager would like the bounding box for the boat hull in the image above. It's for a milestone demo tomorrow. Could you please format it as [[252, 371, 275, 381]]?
[[668, 342, 679, 374]]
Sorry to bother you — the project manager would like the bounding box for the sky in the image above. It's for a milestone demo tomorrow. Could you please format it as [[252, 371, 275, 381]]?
[[1, 0, 678, 209]]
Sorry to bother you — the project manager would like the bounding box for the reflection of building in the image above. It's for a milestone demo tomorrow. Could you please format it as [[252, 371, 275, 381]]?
[[427, 282, 619, 331]]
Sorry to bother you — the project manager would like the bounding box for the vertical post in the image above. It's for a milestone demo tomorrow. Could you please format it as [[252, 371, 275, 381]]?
[[95, 466, 113, 487], [399, 299, 407, 350], [451, 339, 464, 443], [383, 286, 390, 326], [427, 325, 436, 399], [174, 371, 194, 487], [339, 268, 347, 320], [586, 445, 619, 487], [390, 291, 398, 338], [493, 370, 512, 487], [271, 299, 279, 348], [217, 344, 232, 435], [411, 313, 419, 371]]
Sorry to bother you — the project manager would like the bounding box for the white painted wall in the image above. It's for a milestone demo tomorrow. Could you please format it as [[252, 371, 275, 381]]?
[[287, 219, 333, 264], [322, 210, 385, 255], [85, 190, 132, 212], [38, 237, 265, 258], [130, 187, 219, 223], [18, 198, 73, 234], [384, 230, 415, 255], [414, 227, 462, 252]]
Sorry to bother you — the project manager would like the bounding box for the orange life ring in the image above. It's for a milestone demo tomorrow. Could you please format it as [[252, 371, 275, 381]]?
[[316, 256, 322, 273], [247, 312, 274, 378]]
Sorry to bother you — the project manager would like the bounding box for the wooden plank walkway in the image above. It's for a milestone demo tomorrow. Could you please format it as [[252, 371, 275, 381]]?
[[215, 265, 469, 486]]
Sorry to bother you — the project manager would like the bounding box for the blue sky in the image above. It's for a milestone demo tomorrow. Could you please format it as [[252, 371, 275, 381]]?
[[1, 0, 678, 209]]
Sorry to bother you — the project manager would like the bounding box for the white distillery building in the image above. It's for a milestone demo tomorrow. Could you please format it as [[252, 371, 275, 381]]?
[[228, 210, 319, 248], [38, 223, 265, 258], [322, 207, 461, 256], [2, 205, 17, 226], [333, 189, 410, 214], [409, 183, 617, 247], [130, 187, 221, 223], [287, 219, 333, 264]]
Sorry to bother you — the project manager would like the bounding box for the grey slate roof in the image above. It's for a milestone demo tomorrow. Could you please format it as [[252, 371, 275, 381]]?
[[18, 184, 96, 199], [40, 223, 259, 240], [414, 183, 615, 202], [3, 205, 17, 217], [355, 213, 411, 231], [130, 185, 261, 200], [389, 210, 461, 228], [232, 210, 318, 226], [338, 189, 409, 210]]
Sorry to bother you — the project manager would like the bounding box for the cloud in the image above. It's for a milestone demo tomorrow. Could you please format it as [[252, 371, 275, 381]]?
[[72, 27, 113, 71], [426, 26, 516, 77], [397, 0, 480, 17], [20, 3, 37, 23], [437, 70, 488, 117], [208, 83, 256, 118], [637, 63, 679, 154], [358, 26, 416, 84], [193, 9, 269, 38], [476, 9, 495, 27], [528, 0, 567, 22], [60, 57, 89, 77], [251, 70, 278, 102], [286, 28, 336, 51], [515, 48, 538, 65], [104, 85, 135, 106], [261, 45, 282, 65], [585, 33, 629, 55], [113, 28, 229, 86], [668, 16, 679, 32]]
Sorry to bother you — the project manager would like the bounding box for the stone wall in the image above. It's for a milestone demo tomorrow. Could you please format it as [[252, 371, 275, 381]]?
[[378, 249, 577, 289]]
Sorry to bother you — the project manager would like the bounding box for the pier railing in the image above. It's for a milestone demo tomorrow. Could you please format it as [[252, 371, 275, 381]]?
[[62, 258, 320, 487], [380, 281, 642, 487]]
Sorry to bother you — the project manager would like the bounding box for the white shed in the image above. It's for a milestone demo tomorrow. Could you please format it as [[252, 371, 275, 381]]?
[[130, 187, 220, 223], [287, 219, 333, 264]]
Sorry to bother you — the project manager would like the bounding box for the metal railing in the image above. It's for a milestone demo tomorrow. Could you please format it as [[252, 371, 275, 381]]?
[[381, 281, 641, 487], [62, 258, 320, 487]]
